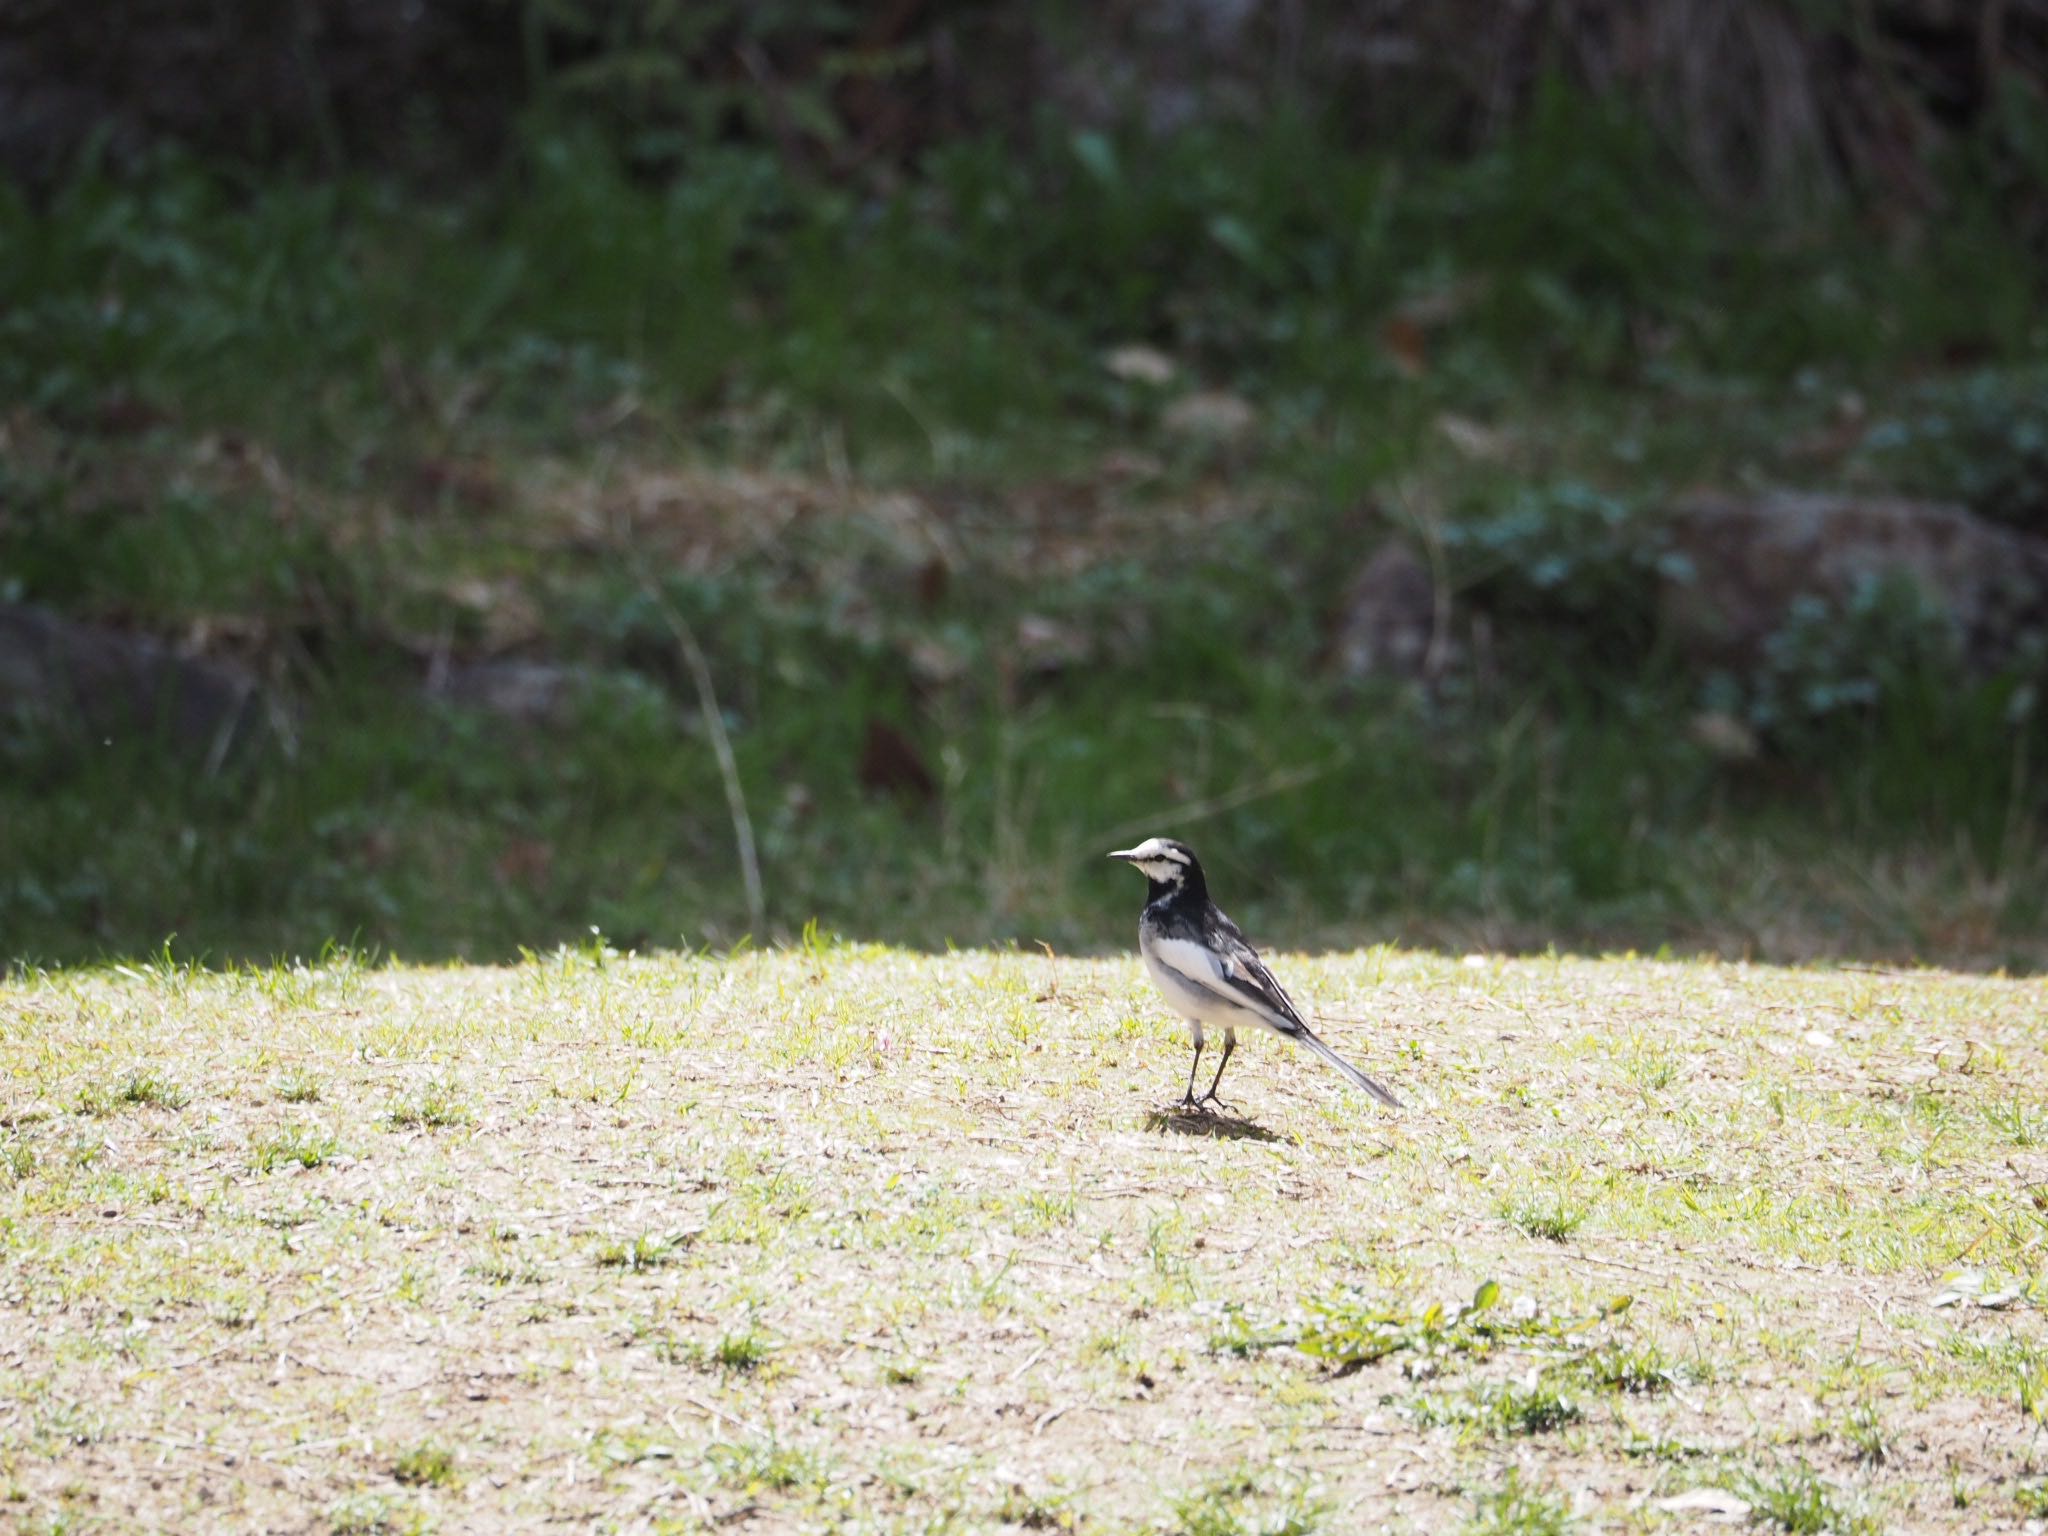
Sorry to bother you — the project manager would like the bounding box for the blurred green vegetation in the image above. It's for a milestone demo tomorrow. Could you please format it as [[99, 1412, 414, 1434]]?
[[3, 95, 2046, 968]]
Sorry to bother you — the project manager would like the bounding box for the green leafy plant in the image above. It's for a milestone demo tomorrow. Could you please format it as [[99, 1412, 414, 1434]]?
[[1739, 1462, 1872, 1535], [1859, 366, 2048, 533], [1294, 1280, 1628, 1372], [1169, 1472, 1324, 1536], [1739, 575, 1963, 736], [1577, 1340, 1675, 1395], [1408, 1376, 1584, 1436], [1441, 482, 1665, 646]]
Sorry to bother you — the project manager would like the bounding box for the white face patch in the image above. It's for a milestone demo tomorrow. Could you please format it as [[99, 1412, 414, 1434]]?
[[1118, 836, 1182, 862], [1111, 836, 1190, 885]]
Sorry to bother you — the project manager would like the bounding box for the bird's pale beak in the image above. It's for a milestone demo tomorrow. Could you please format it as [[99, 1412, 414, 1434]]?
[[1106, 848, 1140, 861]]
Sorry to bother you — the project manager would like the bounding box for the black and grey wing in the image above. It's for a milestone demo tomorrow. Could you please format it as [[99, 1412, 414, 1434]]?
[[1147, 924, 1306, 1035], [1153, 919, 1401, 1108], [1215, 931, 1313, 1033]]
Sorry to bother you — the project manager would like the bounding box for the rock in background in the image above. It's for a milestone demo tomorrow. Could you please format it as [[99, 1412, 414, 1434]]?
[[0, 602, 265, 762], [1661, 491, 2048, 676], [1328, 542, 1456, 691]]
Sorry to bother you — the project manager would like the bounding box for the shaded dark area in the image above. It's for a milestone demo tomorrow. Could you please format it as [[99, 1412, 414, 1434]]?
[[0, 601, 265, 762], [4, 2, 2048, 971], [1145, 1108, 1283, 1144], [9, 0, 2048, 212]]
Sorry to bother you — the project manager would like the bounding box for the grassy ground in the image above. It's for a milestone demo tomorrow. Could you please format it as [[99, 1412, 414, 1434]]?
[[4, 943, 2044, 1533]]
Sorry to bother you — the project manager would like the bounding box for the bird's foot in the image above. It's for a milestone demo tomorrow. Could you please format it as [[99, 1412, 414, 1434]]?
[[1172, 1093, 1208, 1115], [1193, 1090, 1238, 1115]]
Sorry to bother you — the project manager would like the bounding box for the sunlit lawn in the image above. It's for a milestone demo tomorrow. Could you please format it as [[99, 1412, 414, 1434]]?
[[2, 942, 2044, 1533]]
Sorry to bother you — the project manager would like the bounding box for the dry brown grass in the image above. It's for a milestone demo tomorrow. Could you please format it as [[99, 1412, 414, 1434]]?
[[2, 944, 2044, 1533]]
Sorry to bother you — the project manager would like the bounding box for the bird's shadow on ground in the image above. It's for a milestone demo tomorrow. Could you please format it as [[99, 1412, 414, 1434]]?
[[1142, 1108, 1281, 1144]]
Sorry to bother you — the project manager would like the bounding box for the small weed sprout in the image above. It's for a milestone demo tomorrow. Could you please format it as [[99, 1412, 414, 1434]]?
[[995, 1486, 1074, 1531], [594, 1232, 680, 1270], [386, 1077, 476, 1130], [1169, 1471, 1324, 1536], [120, 1070, 189, 1109], [1294, 1279, 1620, 1372], [467, 1241, 540, 1287], [1579, 1340, 1673, 1395], [1739, 1463, 1868, 1535], [1461, 1469, 1574, 1535], [709, 1437, 823, 1494], [1017, 1189, 1077, 1232], [1840, 1402, 1890, 1465], [1410, 1376, 1584, 1436], [1499, 1194, 1588, 1242], [76, 1070, 188, 1115], [1, 1138, 33, 1182], [2021, 1364, 2048, 1426], [1625, 1041, 1678, 1091], [327, 1492, 398, 1535], [250, 1123, 342, 1172], [392, 1443, 457, 1487], [1985, 1097, 2044, 1146], [713, 1322, 774, 1372]]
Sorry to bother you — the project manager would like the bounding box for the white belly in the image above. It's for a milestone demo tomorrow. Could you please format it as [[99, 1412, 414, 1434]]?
[[1139, 929, 1261, 1040]]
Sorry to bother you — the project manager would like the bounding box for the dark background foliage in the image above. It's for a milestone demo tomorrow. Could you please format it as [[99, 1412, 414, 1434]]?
[[9, 1, 2048, 205], [3, 1, 2046, 968]]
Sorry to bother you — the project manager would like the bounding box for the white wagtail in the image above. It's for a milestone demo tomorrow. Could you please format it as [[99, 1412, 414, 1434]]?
[[1108, 836, 1401, 1111]]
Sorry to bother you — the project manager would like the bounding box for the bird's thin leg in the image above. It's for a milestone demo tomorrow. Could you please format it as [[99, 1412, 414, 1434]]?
[[1197, 1030, 1237, 1112], [1180, 1036, 1205, 1109]]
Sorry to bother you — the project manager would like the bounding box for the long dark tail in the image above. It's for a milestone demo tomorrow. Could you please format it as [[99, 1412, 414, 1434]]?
[[1295, 1028, 1402, 1108]]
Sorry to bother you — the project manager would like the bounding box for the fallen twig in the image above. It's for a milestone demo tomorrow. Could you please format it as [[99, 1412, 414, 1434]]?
[[1096, 759, 1339, 847], [669, 1394, 770, 1442]]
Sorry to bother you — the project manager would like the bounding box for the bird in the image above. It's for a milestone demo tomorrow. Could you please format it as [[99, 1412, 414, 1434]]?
[[1107, 836, 1400, 1112]]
